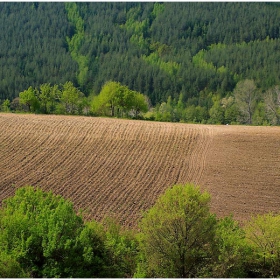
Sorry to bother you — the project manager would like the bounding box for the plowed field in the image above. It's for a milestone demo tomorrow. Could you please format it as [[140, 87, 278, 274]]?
[[1, 113, 280, 227]]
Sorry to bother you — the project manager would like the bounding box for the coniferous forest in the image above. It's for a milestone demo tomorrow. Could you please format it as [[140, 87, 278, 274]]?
[[1, 2, 280, 125]]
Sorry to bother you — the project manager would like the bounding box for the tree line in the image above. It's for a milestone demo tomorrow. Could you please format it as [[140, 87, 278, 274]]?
[[144, 79, 280, 126], [1, 184, 280, 278], [0, 81, 149, 120], [3, 78, 280, 126]]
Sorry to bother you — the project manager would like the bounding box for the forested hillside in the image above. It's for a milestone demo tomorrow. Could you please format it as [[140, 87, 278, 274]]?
[[0, 2, 280, 110]]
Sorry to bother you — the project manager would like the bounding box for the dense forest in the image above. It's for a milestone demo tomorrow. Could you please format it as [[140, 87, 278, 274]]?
[[0, 2, 280, 124]]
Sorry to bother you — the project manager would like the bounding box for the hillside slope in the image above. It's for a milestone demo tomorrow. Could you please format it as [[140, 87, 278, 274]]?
[[1, 113, 280, 227], [0, 2, 280, 105]]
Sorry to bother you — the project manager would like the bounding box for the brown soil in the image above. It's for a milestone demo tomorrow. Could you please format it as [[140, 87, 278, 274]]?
[[201, 124, 280, 224], [0, 113, 280, 227]]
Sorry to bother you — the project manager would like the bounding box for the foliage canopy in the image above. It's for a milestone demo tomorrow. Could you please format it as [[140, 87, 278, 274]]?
[[137, 184, 217, 277], [1, 185, 280, 277]]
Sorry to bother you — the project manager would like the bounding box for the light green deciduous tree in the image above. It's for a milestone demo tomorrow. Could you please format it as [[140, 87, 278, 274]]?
[[137, 184, 217, 278], [245, 213, 280, 277], [233, 79, 258, 124], [264, 86, 280, 125], [91, 81, 148, 118], [38, 83, 61, 114], [61, 81, 84, 114], [0, 186, 85, 277], [19, 86, 39, 112]]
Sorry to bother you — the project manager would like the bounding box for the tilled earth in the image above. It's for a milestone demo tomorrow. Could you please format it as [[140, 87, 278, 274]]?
[[0, 113, 279, 227]]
